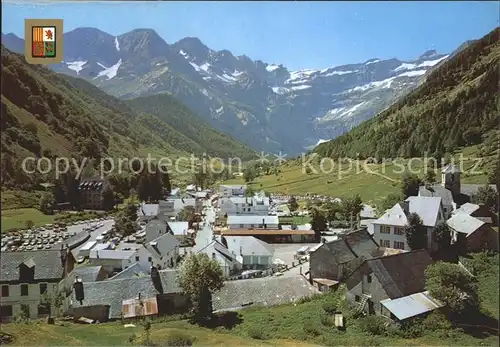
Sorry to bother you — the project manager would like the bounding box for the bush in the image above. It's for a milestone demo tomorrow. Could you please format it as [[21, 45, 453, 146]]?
[[303, 321, 322, 337], [358, 315, 388, 336], [161, 332, 194, 346], [322, 301, 337, 315], [246, 326, 267, 340], [422, 311, 452, 332]]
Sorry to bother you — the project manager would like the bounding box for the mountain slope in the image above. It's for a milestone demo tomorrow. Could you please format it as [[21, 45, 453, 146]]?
[[315, 28, 500, 161], [2, 29, 451, 155], [0, 46, 254, 190]]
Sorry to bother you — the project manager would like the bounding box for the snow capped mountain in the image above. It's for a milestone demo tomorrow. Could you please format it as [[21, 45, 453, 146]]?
[[2, 28, 451, 155]]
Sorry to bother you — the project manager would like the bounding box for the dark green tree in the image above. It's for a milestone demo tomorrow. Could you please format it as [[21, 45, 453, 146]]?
[[39, 192, 55, 215], [100, 185, 115, 211], [401, 173, 424, 198], [434, 222, 452, 250], [288, 196, 299, 212], [473, 184, 498, 212], [340, 195, 363, 222], [243, 166, 257, 183], [424, 170, 436, 184], [404, 213, 427, 250], [310, 207, 327, 242]]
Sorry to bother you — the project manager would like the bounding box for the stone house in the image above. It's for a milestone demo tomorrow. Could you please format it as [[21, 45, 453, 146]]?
[[309, 229, 380, 284], [446, 213, 499, 253], [345, 250, 438, 321], [0, 247, 75, 321], [78, 178, 110, 210]]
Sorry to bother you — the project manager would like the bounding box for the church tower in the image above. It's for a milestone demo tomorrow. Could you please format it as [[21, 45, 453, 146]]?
[[441, 164, 461, 196]]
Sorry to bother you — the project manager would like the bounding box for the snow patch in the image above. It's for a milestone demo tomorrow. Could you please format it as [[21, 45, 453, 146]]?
[[199, 63, 211, 72], [66, 61, 87, 75], [395, 55, 449, 72], [397, 70, 427, 77], [290, 85, 311, 91], [365, 59, 380, 65], [114, 37, 120, 51], [189, 62, 202, 72], [322, 70, 358, 77], [216, 106, 224, 115], [285, 69, 319, 84], [180, 50, 187, 56], [97, 62, 107, 69], [315, 139, 330, 146], [272, 86, 289, 95], [95, 59, 122, 80], [266, 64, 280, 72], [232, 70, 245, 77]]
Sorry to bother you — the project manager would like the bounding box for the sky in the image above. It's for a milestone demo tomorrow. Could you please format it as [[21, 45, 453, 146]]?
[[2, 1, 499, 70]]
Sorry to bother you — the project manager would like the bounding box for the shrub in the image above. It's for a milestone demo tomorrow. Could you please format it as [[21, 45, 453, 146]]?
[[322, 301, 337, 315], [358, 315, 388, 336], [303, 321, 322, 337], [246, 326, 267, 340], [422, 311, 452, 332], [161, 332, 194, 346]]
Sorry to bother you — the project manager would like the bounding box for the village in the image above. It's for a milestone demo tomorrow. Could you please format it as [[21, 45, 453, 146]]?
[[0, 162, 498, 344]]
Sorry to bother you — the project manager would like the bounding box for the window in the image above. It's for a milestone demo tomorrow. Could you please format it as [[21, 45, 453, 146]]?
[[37, 304, 50, 315], [239, 224, 244, 228], [0, 305, 13, 318], [379, 239, 390, 248], [394, 241, 405, 250], [355, 295, 360, 302], [380, 225, 390, 234], [135, 256, 140, 262], [20, 284, 29, 296], [394, 227, 404, 235], [148, 257, 152, 262], [39, 283, 47, 295], [367, 275, 372, 283], [1, 285, 9, 297]]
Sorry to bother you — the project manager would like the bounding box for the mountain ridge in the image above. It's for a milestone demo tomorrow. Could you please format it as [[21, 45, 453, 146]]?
[[2, 28, 456, 155]]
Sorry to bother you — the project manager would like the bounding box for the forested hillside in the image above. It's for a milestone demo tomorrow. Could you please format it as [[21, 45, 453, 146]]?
[[126, 94, 256, 160], [0, 46, 254, 191], [315, 28, 499, 162]]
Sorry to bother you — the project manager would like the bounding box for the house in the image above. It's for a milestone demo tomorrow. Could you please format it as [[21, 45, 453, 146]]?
[[78, 178, 110, 210], [138, 203, 160, 223], [68, 268, 189, 321], [109, 263, 148, 280], [68, 266, 107, 283], [0, 247, 75, 321], [141, 233, 180, 270], [170, 188, 180, 197], [309, 229, 381, 284], [219, 196, 270, 217], [345, 250, 438, 321], [453, 203, 498, 226], [144, 219, 169, 243], [218, 235, 275, 270], [166, 221, 191, 242], [88, 249, 137, 274], [212, 275, 320, 312], [360, 205, 377, 219], [186, 184, 196, 192], [446, 213, 499, 253], [227, 215, 279, 229], [372, 196, 445, 252], [219, 184, 247, 198], [419, 164, 497, 209]]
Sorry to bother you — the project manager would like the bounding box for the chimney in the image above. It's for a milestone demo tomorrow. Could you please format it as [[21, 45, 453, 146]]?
[[137, 293, 141, 300], [74, 277, 84, 305], [240, 246, 243, 255]]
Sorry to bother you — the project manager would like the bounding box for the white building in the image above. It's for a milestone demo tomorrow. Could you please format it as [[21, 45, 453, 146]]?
[[227, 215, 279, 229], [219, 185, 247, 198], [219, 235, 274, 270], [136, 233, 180, 270], [88, 249, 136, 273], [372, 196, 444, 251], [219, 196, 270, 217], [78, 241, 97, 258]]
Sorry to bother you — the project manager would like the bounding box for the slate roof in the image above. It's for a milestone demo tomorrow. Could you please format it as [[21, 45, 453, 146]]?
[[460, 184, 497, 198], [446, 214, 485, 236], [313, 229, 379, 264], [453, 203, 480, 216], [70, 269, 181, 319], [69, 266, 103, 283], [89, 249, 136, 260], [138, 203, 159, 217], [212, 275, 320, 311], [0, 249, 71, 282], [110, 263, 148, 280], [441, 164, 461, 174], [405, 196, 442, 227], [346, 250, 433, 299], [419, 185, 454, 207], [144, 233, 179, 259]]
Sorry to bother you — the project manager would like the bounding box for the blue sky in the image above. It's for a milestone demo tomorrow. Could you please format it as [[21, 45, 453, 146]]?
[[2, 1, 498, 70]]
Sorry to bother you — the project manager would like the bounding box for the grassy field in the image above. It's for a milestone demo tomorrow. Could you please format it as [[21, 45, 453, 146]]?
[[222, 146, 493, 208], [2, 286, 498, 347], [0, 208, 56, 232]]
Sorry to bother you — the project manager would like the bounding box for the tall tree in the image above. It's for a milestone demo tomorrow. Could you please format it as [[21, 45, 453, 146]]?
[[340, 195, 363, 222], [488, 160, 500, 193], [473, 184, 498, 212], [177, 253, 225, 323], [322, 200, 341, 223], [115, 201, 138, 236], [310, 207, 327, 242], [39, 192, 55, 215], [243, 166, 257, 183], [100, 185, 115, 211], [401, 174, 424, 198], [288, 196, 299, 212], [404, 213, 427, 250], [425, 262, 480, 315], [159, 165, 172, 196], [136, 173, 150, 202], [434, 222, 452, 250], [424, 170, 437, 184]]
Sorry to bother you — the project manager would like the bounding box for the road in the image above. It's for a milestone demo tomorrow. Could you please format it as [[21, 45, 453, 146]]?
[[70, 218, 115, 257]]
